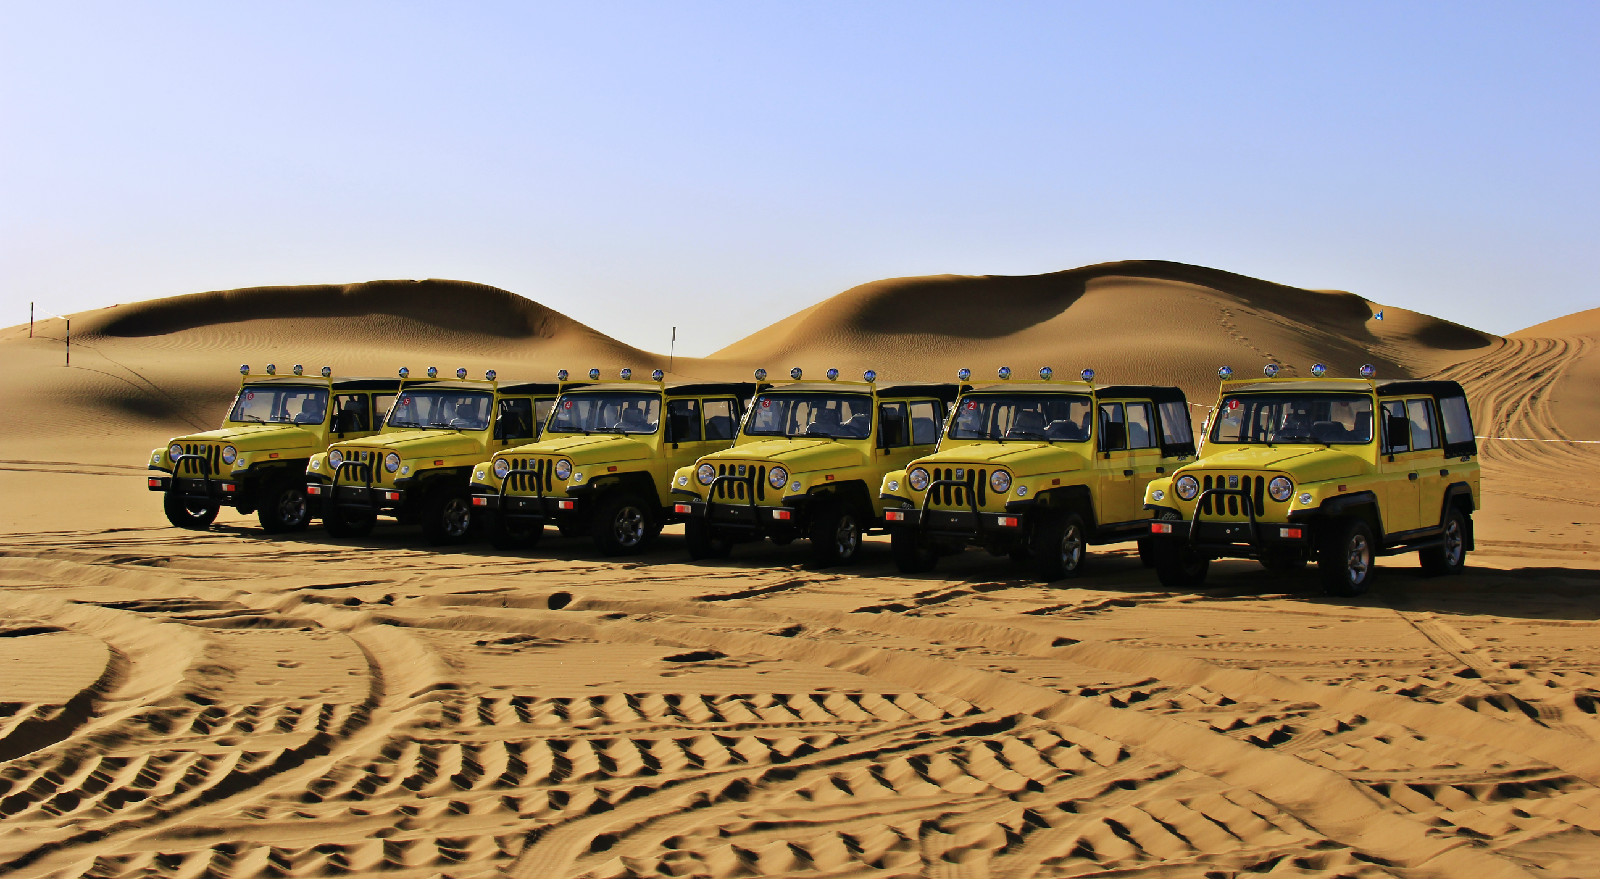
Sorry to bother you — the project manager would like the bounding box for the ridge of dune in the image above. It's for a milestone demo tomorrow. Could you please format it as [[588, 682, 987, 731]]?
[[1510, 305, 1600, 340]]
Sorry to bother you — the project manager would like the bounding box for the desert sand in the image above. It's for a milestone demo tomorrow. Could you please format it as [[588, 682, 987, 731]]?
[[2, 262, 1599, 878]]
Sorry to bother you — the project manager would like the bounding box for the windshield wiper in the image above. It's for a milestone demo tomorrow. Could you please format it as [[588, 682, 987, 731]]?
[[390, 420, 424, 429], [235, 413, 266, 424]]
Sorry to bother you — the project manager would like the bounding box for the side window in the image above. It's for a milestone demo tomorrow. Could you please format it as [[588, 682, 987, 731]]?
[[533, 399, 554, 438], [909, 401, 942, 445], [703, 399, 736, 441], [1437, 395, 1477, 458], [878, 402, 909, 448], [373, 394, 397, 427], [1124, 402, 1155, 449], [1098, 403, 1128, 452], [1381, 400, 1410, 453], [332, 393, 371, 432], [668, 399, 702, 443], [1157, 400, 1195, 456], [495, 398, 537, 442], [1406, 399, 1438, 451]]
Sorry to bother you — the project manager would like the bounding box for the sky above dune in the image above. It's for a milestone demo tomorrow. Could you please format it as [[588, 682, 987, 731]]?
[[3, 2, 1597, 357]]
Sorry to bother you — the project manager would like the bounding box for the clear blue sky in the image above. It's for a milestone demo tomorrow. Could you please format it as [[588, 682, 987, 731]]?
[[4, 2, 1597, 354]]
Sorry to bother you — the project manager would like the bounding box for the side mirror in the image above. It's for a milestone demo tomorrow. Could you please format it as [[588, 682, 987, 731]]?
[[1385, 415, 1411, 453]]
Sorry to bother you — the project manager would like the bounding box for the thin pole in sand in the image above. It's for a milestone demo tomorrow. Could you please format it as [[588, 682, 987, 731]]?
[[30, 302, 33, 338], [670, 326, 676, 375], [65, 318, 71, 366]]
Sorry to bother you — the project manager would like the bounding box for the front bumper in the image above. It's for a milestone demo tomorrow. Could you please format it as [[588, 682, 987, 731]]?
[[308, 481, 408, 513], [148, 472, 246, 504], [881, 507, 1026, 537], [672, 493, 804, 533], [1146, 487, 1312, 559], [468, 491, 580, 519]]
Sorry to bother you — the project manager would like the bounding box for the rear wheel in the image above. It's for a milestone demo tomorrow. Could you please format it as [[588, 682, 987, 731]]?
[[1320, 518, 1375, 596], [1032, 511, 1087, 581], [163, 492, 219, 530], [890, 525, 937, 573], [256, 475, 310, 533], [1150, 539, 1210, 588], [322, 504, 375, 538], [1420, 507, 1469, 576], [685, 518, 732, 560], [486, 512, 544, 551], [593, 491, 655, 556], [423, 486, 474, 545], [809, 501, 864, 566]]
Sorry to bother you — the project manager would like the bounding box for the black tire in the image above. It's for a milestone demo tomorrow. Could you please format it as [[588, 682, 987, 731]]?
[[1420, 507, 1469, 576], [1136, 538, 1158, 568], [1150, 539, 1210, 589], [1260, 550, 1307, 573], [1031, 511, 1087, 581], [592, 491, 655, 556], [557, 519, 586, 539], [422, 485, 475, 546], [808, 500, 864, 566], [163, 492, 219, 530], [486, 511, 544, 551], [890, 525, 937, 574], [322, 504, 375, 538], [1320, 518, 1376, 596], [256, 475, 311, 533], [684, 517, 732, 560]]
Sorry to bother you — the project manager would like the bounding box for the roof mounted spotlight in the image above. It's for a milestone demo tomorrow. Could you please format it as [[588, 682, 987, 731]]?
[[399, 367, 410, 379], [754, 368, 768, 381], [997, 366, 1012, 380], [651, 369, 664, 381], [292, 364, 304, 376], [620, 368, 633, 380], [1039, 366, 1054, 380], [239, 364, 250, 375], [1359, 363, 1376, 378], [265, 363, 277, 375], [485, 369, 497, 381], [456, 367, 468, 380], [1311, 363, 1327, 378], [957, 367, 972, 382], [1081, 368, 1095, 383], [826, 368, 840, 381], [321, 366, 332, 378], [427, 366, 438, 378], [1263, 363, 1279, 378], [1218, 365, 1233, 379], [588, 368, 601, 380], [556, 369, 569, 382], [790, 367, 803, 380], [863, 369, 877, 383]]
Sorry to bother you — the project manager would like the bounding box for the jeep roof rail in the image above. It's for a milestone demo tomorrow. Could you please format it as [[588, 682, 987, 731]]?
[[1093, 385, 1187, 403], [876, 383, 962, 403], [498, 381, 566, 395], [1375, 379, 1468, 398]]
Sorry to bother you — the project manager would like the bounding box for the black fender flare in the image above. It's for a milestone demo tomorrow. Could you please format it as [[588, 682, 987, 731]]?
[[1034, 484, 1096, 530], [1303, 490, 1382, 536]]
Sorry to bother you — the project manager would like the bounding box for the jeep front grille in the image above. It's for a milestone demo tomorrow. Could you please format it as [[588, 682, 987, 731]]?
[[1198, 473, 1268, 519], [335, 449, 379, 483], [928, 467, 988, 509], [710, 462, 768, 502], [175, 442, 222, 476], [503, 457, 554, 494]]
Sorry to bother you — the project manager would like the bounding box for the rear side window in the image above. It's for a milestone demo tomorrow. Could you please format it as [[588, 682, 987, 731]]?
[[496, 398, 537, 442], [878, 402, 909, 448], [1406, 399, 1438, 451], [333, 394, 371, 432], [909, 401, 942, 444], [1099, 403, 1128, 451], [1157, 400, 1195, 457], [703, 399, 737, 441], [1124, 402, 1155, 449], [1381, 400, 1409, 453], [1438, 395, 1477, 458], [668, 399, 702, 442]]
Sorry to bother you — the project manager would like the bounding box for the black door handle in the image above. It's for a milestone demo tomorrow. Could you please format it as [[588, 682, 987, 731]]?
[[1440, 469, 1449, 477], [1409, 472, 1419, 481], [1123, 469, 1134, 476]]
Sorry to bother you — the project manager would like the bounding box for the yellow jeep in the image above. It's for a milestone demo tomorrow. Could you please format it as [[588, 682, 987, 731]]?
[[467, 369, 755, 555], [146, 364, 401, 532], [305, 367, 559, 544], [879, 367, 1195, 580], [1142, 364, 1482, 595], [670, 368, 958, 565]]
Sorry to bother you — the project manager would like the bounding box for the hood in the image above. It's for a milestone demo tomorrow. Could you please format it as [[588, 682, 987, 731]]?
[[341, 429, 485, 458], [914, 441, 1088, 476], [500, 433, 652, 464], [171, 424, 317, 451], [704, 438, 865, 473], [1189, 446, 1368, 481]]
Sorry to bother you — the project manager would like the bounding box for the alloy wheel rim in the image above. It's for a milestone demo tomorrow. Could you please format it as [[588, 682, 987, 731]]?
[[615, 506, 645, 547], [1061, 522, 1085, 570], [836, 514, 860, 557], [280, 491, 307, 525], [443, 498, 471, 537], [1445, 518, 1464, 565], [1347, 533, 1371, 584]]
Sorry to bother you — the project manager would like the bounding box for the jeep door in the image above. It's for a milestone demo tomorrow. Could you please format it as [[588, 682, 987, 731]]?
[[1378, 399, 1425, 534], [1404, 397, 1449, 530], [492, 396, 544, 453], [1095, 401, 1155, 526], [668, 396, 741, 484], [875, 400, 945, 511]]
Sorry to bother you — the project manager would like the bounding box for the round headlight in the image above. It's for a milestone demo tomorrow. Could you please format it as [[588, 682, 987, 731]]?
[[221, 445, 237, 464], [990, 470, 1011, 493], [493, 458, 510, 479], [768, 466, 788, 489], [555, 459, 573, 480], [696, 463, 716, 486], [384, 452, 401, 473], [328, 449, 345, 468], [168, 443, 183, 460], [908, 467, 931, 492], [1175, 475, 1200, 501], [1268, 476, 1293, 502]]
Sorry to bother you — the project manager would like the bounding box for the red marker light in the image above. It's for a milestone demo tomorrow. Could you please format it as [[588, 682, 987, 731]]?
[[998, 516, 1019, 527], [1151, 522, 1174, 534], [885, 510, 904, 521], [674, 503, 691, 514], [148, 477, 161, 488], [307, 484, 322, 495], [471, 497, 487, 506], [773, 510, 792, 520]]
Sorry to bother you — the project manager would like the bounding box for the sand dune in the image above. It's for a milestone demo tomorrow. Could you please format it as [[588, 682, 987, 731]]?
[[3, 262, 1600, 879]]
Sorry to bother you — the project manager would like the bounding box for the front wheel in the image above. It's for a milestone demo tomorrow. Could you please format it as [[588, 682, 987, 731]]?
[[592, 492, 655, 556], [486, 511, 544, 551], [1150, 539, 1210, 589], [257, 476, 311, 533], [1032, 511, 1087, 582], [322, 504, 375, 538], [890, 525, 937, 574], [684, 518, 732, 560], [164, 492, 219, 530], [808, 501, 864, 566], [1420, 507, 1469, 576], [423, 486, 474, 545], [1320, 518, 1375, 596]]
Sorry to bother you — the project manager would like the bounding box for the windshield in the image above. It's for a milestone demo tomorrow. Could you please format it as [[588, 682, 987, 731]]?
[[229, 385, 329, 425], [1210, 393, 1375, 445], [744, 393, 872, 439], [386, 389, 494, 430], [949, 393, 1093, 441], [547, 392, 661, 435]]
